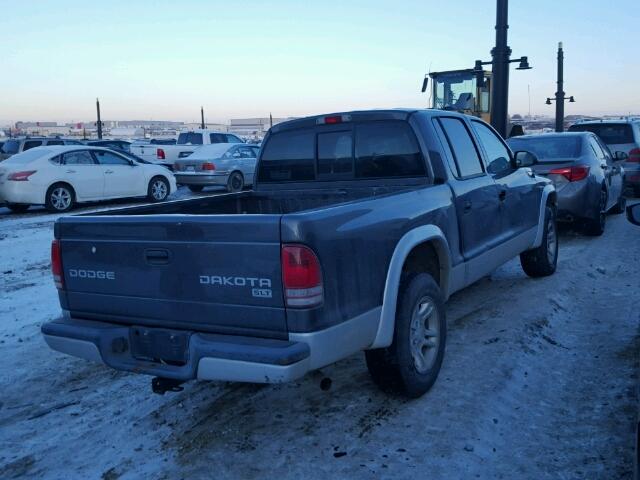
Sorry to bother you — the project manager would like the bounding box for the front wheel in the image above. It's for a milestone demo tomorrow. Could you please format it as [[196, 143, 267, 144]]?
[[6, 204, 30, 213], [520, 206, 558, 277], [226, 172, 244, 193], [45, 183, 75, 213], [365, 272, 446, 398], [147, 177, 170, 202]]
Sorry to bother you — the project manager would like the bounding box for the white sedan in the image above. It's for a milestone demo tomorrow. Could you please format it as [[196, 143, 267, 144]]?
[[0, 146, 177, 213]]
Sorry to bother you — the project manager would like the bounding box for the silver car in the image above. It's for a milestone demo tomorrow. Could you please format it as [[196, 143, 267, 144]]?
[[173, 143, 260, 192], [569, 119, 640, 196]]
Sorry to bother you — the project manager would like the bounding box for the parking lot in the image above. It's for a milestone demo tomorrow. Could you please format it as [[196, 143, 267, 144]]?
[[0, 189, 637, 479]]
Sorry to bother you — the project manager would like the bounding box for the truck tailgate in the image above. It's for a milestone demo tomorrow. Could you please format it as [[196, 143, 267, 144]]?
[[55, 215, 287, 338]]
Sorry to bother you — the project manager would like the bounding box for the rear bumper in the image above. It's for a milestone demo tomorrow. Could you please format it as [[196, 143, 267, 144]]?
[[0, 181, 43, 205], [42, 315, 311, 383], [174, 173, 228, 186], [554, 180, 597, 221]]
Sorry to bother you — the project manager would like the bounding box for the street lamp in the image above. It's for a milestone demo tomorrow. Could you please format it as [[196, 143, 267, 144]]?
[[545, 42, 574, 132]]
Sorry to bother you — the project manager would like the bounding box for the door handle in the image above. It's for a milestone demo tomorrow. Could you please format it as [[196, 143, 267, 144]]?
[[498, 189, 507, 201], [65, 169, 76, 174], [463, 200, 472, 213], [144, 248, 171, 265], [105, 170, 114, 174]]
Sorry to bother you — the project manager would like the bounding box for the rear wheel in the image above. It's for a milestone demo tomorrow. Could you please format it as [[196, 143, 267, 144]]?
[[520, 206, 558, 277], [365, 272, 446, 398], [6, 204, 30, 213], [584, 189, 607, 236], [147, 177, 169, 202], [188, 185, 204, 193], [45, 183, 75, 213], [226, 171, 244, 193]]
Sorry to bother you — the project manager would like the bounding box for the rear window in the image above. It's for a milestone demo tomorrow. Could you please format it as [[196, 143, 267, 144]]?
[[258, 120, 426, 183], [177, 133, 203, 145], [507, 136, 581, 162], [1, 139, 20, 154], [568, 123, 634, 144]]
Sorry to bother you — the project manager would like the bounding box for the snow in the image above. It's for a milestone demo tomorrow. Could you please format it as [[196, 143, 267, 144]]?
[[0, 193, 638, 479]]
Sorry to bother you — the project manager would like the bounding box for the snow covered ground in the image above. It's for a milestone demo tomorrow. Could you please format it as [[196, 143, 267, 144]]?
[[0, 192, 638, 479]]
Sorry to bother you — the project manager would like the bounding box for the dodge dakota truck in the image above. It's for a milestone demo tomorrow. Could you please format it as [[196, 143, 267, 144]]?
[[42, 109, 558, 398]]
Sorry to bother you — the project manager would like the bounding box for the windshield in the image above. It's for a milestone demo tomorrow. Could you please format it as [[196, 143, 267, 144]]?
[[433, 71, 477, 111], [177, 132, 203, 145], [507, 136, 582, 162], [3, 148, 53, 164], [1, 139, 20, 154], [568, 123, 634, 145]]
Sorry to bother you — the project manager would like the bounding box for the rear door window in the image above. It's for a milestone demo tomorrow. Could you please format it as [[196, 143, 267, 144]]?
[[23, 140, 43, 151], [178, 133, 203, 145], [210, 133, 227, 143], [569, 123, 634, 144], [355, 122, 425, 178], [437, 117, 484, 177], [93, 150, 130, 165], [63, 150, 96, 165]]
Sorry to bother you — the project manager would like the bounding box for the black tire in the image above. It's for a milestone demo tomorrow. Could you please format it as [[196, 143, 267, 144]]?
[[45, 183, 75, 213], [147, 176, 170, 202], [365, 272, 446, 398], [226, 171, 244, 193], [520, 206, 558, 278], [611, 194, 626, 214], [584, 189, 607, 236], [188, 185, 204, 193], [6, 204, 30, 213]]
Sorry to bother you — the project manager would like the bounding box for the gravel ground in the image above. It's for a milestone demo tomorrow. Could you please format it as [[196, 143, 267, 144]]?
[[0, 194, 638, 480]]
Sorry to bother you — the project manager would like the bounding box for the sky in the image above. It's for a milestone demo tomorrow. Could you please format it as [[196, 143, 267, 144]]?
[[0, 0, 638, 124]]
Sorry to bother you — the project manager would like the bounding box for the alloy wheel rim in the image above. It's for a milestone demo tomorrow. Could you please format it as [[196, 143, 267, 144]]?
[[152, 181, 167, 200], [51, 188, 71, 210], [409, 296, 440, 374]]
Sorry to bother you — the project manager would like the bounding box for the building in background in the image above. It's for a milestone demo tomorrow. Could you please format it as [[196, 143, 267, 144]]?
[[228, 117, 290, 137]]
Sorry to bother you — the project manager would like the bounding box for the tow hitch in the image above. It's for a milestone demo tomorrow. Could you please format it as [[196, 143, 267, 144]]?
[[151, 377, 184, 395]]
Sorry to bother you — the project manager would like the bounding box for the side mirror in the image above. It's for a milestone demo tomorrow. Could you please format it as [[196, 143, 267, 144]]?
[[614, 151, 628, 162], [514, 150, 538, 168], [627, 204, 640, 226], [421, 77, 429, 93]]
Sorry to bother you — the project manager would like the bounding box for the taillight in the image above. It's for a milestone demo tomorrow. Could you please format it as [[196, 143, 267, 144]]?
[[51, 239, 64, 290], [549, 165, 590, 182], [281, 244, 323, 308], [629, 148, 640, 163], [8, 170, 37, 181], [157, 148, 165, 160], [202, 162, 215, 171]]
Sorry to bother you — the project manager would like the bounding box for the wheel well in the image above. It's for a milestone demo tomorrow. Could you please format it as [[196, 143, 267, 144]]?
[[546, 190, 557, 207], [401, 241, 441, 286]]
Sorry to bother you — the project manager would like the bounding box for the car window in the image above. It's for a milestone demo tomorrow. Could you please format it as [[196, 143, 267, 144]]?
[[178, 132, 203, 145], [355, 121, 425, 179], [2, 140, 20, 154], [250, 147, 260, 157], [63, 150, 96, 165], [210, 133, 227, 144], [318, 130, 353, 176], [507, 136, 581, 162], [93, 150, 131, 165], [23, 140, 43, 151], [237, 146, 256, 158], [46, 140, 64, 146], [226, 134, 243, 143], [471, 121, 512, 175], [569, 123, 634, 144], [438, 117, 484, 177], [258, 129, 315, 182]]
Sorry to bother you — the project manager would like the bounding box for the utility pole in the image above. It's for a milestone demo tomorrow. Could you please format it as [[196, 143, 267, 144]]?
[[200, 106, 205, 130], [96, 98, 103, 139], [546, 42, 574, 132], [269, 113, 273, 128], [475, 0, 531, 138]]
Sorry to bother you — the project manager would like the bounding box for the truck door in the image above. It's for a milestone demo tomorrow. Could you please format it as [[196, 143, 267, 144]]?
[[434, 116, 502, 260], [470, 120, 539, 240]]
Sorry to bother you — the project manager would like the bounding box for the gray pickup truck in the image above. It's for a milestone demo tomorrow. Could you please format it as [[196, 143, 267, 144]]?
[[42, 109, 558, 398]]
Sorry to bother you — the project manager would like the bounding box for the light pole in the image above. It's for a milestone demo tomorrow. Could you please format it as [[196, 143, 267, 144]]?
[[96, 98, 103, 139], [200, 106, 205, 130], [474, 0, 531, 138], [546, 42, 575, 132]]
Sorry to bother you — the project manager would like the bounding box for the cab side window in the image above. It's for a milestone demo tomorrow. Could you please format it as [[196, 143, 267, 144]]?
[[471, 121, 512, 175], [437, 117, 484, 178]]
